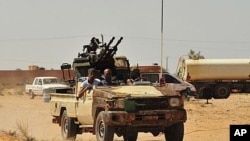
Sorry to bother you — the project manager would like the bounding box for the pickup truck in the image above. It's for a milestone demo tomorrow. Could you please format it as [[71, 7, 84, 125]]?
[[25, 76, 70, 99], [163, 73, 196, 97], [50, 36, 187, 141], [50, 83, 186, 141]]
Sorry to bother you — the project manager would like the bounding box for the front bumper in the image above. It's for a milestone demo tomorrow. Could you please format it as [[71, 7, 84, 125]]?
[[102, 109, 187, 128]]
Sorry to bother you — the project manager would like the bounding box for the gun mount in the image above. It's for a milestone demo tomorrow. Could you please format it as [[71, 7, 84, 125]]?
[[73, 36, 130, 83]]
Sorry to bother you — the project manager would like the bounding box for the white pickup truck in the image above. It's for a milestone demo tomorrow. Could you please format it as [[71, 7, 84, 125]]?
[[141, 72, 196, 97], [25, 77, 71, 99]]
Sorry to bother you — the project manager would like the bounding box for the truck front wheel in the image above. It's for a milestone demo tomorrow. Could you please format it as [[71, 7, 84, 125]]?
[[164, 122, 184, 141], [61, 110, 78, 140], [95, 111, 114, 141], [29, 90, 34, 99]]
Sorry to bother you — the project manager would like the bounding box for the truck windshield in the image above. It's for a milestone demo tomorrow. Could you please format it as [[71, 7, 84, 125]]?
[[43, 78, 59, 84], [164, 74, 181, 84]]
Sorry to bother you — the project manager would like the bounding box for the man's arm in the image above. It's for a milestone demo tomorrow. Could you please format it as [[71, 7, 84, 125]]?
[[77, 86, 91, 99], [77, 81, 92, 99]]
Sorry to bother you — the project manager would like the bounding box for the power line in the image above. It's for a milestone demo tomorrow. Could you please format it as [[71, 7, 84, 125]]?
[[104, 34, 250, 44], [0, 57, 59, 65], [0, 34, 97, 42], [166, 39, 250, 44], [1, 34, 250, 45]]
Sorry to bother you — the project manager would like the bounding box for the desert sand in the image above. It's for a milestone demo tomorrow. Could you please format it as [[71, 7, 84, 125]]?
[[0, 87, 250, 141]]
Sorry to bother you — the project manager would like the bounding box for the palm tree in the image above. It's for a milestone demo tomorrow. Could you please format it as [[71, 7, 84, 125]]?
[[188, 49, 205, 60]]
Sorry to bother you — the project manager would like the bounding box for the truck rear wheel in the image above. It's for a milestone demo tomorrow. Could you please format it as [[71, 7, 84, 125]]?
[[164, 122, 184, 141], [95, 111, 114, 141], [213, 83, 231, 99], [61, 110, 78, 140], [123, 132, 138, 141]]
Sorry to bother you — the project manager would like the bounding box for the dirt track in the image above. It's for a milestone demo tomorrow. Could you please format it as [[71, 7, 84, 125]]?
[[0, 87, 250, 141]]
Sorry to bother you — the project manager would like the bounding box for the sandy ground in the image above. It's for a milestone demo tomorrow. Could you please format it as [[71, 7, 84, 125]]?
[[0, 87, 250, 141]]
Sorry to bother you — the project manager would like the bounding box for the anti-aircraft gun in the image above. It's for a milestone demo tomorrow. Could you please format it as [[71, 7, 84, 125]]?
[[73, 36, 130, 83]]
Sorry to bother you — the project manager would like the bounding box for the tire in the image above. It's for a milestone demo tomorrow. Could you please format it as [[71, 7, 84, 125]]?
[[164, 122, 184, 141], [180, 91, 188, 101], [61, 110, 78, 140], [196, 84, 210, 99], [123, 132, 138, 141], [213, 83, 231, 99], [29, 90, 34, 99], [95, 111, 114, 141]]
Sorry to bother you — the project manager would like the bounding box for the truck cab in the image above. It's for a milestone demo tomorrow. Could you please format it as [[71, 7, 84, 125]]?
[[138, 65, 196, 97], [163, 73, 196, 96]]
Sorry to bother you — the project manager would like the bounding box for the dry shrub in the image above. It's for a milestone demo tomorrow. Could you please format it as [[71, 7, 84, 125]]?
[[0, 129, 17, 137], [16, 121, 36, 141]]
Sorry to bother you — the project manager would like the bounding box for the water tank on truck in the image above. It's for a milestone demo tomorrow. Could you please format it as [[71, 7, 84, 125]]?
[[176, 58, 250, 99]]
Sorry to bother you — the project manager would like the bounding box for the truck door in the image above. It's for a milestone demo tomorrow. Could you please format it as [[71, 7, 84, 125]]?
[[33, 78, 43, 95], [164, 74, 185, 94], [76, 90, 94, 125]]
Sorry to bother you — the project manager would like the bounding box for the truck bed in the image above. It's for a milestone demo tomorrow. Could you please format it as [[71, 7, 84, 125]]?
[[50, 93, 77, 117]]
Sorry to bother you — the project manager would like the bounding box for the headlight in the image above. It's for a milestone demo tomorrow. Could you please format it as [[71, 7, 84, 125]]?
[[106, 99, 116, 108], [169, 98, 180, 107]]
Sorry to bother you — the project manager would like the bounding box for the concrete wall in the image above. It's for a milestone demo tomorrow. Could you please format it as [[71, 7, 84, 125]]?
[[0, 70, 74, 88]]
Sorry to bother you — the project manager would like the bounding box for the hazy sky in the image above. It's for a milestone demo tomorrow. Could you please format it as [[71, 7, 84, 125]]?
[[1, 0, 250, 73]]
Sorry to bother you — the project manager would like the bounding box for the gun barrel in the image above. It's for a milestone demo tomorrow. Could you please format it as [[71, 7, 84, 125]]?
[[114, 37, 123, 47], [109, 37, 123, 57], [107, 37, 115, 48]]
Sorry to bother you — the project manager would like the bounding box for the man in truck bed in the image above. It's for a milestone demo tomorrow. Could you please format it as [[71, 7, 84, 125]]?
[[77, 68, 101, 99], [101, 68, 114, 86]]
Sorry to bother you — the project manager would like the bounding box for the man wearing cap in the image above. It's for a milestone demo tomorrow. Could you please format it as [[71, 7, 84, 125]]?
[[77, 68, 100, 99]]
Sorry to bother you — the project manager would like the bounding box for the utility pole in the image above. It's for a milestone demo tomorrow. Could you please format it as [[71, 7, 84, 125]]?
[[160, 0, 164, 77], [166, 56, 168, 72]]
